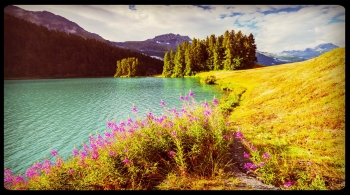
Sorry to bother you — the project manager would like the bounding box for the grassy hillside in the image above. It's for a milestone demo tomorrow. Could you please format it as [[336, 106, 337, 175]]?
[[197, 47, 345, 190]]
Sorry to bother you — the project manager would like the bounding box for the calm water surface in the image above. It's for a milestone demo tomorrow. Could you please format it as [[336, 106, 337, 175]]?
[[4, 77, 224, 175]]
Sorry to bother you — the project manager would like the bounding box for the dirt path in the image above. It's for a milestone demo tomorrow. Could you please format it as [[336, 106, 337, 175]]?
[[225, 137, 282, 190]]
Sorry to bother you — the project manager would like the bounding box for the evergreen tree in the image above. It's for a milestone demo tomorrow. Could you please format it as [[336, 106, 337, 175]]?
[[172, 44, 185, 77], [213, 35, 224, 70], [162, 51, 172, 77], [184, 46, 194, 76]]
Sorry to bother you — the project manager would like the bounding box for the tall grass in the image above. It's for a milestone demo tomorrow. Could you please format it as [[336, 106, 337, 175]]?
[[4, 91, 242, 190], [197, 48, 345, 190]]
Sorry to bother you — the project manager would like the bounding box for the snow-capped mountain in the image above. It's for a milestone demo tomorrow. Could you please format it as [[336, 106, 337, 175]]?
[[280, 43, 339, 59]]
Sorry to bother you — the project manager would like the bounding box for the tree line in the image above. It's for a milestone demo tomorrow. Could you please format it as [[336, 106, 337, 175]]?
[[162, 30, 257, 77], [114, 57, 141, 77], [4, 13, 163, 79]]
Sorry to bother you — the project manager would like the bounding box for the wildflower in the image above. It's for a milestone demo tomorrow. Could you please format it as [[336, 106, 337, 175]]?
[[236, 132, 243, 138], [4, 176, 13, 184], [244, 163, 253, 169], [4, 169, 12, 177], [243, 152, 251, 158], [180, 94, 184, 100], [50, 148, 58, 157], [284, 181, 295, 188], [223, 135, 229, 139], [204, 101, 209, 108], [80, 151, 87, 159], [260, 162, 265, 167], [189, 90, 194, 98], [83, 144, 90, 154], [160, 100, 165, 107], [230, 133, 235, 137], [68, 169, 74, 175], [307, 161, 312, 165], [171, 131, 177, 137], [109, 151, 117, 157], [263, 152, 270, 159], [55, 160, 62, 167], [132, 104, 137, 113], [226, 122, 230, 126], [212, 96, 218, 105], [72, 146, 79, 157], [169, 151, 175, 157], [91, 151, 98, 160], [104, 131, 111, 138], [107, 121, 115, 129], [184, 96, 189, 101], [251, 145, 256, 151], [158, 131, 162, 135], [251, 164, 258, 170], [123, 158, 130, 165], [123, 149, 129, 153], [312, 173, 316, 178], [43, 159, 52, 167]]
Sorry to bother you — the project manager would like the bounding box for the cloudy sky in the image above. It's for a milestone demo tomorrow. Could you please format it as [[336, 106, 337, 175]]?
[[15, 5, 345, 53]]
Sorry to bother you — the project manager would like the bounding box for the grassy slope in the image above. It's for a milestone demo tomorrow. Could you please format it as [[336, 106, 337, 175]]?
[[197, 48, 345, 189]]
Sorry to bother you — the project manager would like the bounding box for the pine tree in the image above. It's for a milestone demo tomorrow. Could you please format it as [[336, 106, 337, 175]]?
[[184, 46, 194, 76], [172, 44, 185, 78], [162, 51, 173, 77], [213, 35, 224, 70]]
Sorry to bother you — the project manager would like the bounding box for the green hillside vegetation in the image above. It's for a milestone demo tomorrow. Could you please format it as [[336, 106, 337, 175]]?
[[4, 13, 163, 79], [197, 47, 345, 190]]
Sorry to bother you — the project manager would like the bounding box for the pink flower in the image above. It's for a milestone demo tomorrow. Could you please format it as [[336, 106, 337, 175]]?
[[284, 181, 294, 188], [172, 131, 177, 137], [123, 158, 130, 165], [251, 145, 256, 151], [223, 135, 229, 139], [132, 105, 137, 112], [307, 161, 312, 165], [189, 90, 194, 98], [51, 149, 58, 157], [169, 151, 175, 157], [212, 96, 218, 105], [109, 151, 117, 157], [263, 152, 270, 159], [160, 100, 165, 107], [236, 132, 243, 138], [260, 162, 265, 167], [68, 169, 74, 175], [243, 152, 251, 158]]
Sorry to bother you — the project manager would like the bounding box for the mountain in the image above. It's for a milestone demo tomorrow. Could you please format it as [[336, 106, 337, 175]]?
[[4, 5, 109, 44], [112, 33, 191, 59], [4, 13, 163, 79], [280, 43, 339, 59]]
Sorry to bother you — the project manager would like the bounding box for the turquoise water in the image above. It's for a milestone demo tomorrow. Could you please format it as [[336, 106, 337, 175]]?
[[4, 77, 224, 176]]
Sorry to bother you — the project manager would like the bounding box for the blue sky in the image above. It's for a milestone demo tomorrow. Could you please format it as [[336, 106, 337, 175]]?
[[15, 5, 345, 53]]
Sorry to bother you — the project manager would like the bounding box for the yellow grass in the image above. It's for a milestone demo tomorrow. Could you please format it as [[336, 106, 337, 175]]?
[[197, 48, 345, 189]]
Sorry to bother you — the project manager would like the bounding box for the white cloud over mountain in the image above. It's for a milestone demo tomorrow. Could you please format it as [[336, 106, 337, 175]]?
[[15, 5, 345, 53]]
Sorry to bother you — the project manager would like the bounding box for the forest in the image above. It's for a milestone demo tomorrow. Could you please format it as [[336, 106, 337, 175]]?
[[4, 13, 163, 79], [162, 30, 257, 77]]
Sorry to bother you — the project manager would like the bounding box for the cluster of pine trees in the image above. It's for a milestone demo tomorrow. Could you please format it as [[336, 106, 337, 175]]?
[[114, 57, 141, 77], [4, 13, 163, 79], [162, 30, 257, 77]]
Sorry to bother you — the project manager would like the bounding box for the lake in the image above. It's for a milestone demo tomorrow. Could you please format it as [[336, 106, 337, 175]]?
[[4, 77, 224, 176]]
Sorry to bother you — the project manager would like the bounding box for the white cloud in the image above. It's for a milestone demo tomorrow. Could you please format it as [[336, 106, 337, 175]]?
[[14, 5, 345, 53]]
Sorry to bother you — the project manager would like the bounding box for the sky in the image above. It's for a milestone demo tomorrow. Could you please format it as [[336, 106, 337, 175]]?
[[14, 4, 345, 53]]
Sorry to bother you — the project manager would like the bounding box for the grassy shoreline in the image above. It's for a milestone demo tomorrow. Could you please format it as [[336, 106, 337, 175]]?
[[4, 48, 344, 190]]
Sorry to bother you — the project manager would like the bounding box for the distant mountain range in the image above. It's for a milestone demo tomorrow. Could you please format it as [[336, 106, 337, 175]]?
[[4, 5, 339, 66]]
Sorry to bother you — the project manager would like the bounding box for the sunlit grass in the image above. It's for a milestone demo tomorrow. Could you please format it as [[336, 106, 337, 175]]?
[[4, 48, 345, 190], [197, 47, 345, 190]]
